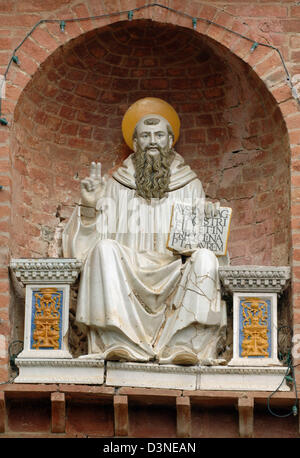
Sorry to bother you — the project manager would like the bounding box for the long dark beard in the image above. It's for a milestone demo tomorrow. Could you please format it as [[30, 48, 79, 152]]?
[[133, 145, 175, 200]]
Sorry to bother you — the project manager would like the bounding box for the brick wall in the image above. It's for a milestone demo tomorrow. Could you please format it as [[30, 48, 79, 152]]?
[[11, 20, 290, 267], [0, 0, 299, 392]]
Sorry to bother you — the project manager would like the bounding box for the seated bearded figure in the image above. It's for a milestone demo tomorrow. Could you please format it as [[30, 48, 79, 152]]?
[[63, 98, 227, 365]]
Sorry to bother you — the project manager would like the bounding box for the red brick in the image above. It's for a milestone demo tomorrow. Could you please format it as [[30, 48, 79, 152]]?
[[32, 27, 59, 53], [270, 84, 292, 104], [185, 129, 206, 143], [207, 127, 228, 142], [0, 296, 9, 309], [60, 122, 78, 136], [289, 6, 300, 18], [281, 20, 300, 33], [99, 91, 124, 104], [141, 79, 169, 90], [279, 99, 299, 116], [21, 37, 49, 64], [72, 3, 94, 32], [226, 4, 287, 17], [204, 87, 225, 99], [66, 401, 113, 436], [77, 111, 108, 125], [75, 84, 99, 100], [59, 105, 76, 121], [12, 71, 32, 90], [45, 115, 62, 132], [79, 125, 93, 139], [8, 397, 51, 432], [291, 49, 300, 64], [232, 39, 252, 60], [290, 35, 300, 49], [206, 22, 226, 43], [0, 365, 8, 383], [16, 0, 70, 12], [58, 78, 76, 92], [0, 1, 14, 12], [5, 83, 23, 102], [290, 130, 300, 145], [17, 50, 39, 76], [254, 52, 281, 77], [0, 206, 10, 219], [44, 23, 67, 47], [2, 14, 40, 27]]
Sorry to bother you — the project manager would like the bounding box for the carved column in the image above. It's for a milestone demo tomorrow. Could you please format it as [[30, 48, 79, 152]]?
[[219, 266, 291, 367]]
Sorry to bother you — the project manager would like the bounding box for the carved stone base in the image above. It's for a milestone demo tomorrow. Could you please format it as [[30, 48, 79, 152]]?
[[106, 361, 198, 390], [106, 362, 290, 392], [14, 358, 104, 384], [197, 365, 290, 391]]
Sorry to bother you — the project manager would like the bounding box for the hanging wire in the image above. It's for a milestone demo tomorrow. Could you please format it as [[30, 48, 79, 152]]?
[[267, 326, 298, 418], [0, 2, 298, 123], [0, 339, 23, 385]]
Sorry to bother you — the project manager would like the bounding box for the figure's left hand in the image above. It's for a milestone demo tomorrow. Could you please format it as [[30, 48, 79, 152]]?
[[204, 200, 220, 218]]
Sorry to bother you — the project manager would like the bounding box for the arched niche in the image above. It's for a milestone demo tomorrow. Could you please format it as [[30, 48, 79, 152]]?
[[10, 19, 291, 267]]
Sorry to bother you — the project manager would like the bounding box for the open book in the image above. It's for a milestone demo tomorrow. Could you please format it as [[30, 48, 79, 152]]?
[[167, 202, 232, 256]]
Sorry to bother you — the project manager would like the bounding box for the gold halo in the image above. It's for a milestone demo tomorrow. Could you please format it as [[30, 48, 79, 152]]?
[[122, 97, 180, 150]]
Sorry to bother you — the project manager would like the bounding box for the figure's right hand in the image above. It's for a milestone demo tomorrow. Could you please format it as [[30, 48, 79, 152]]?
[[80, 162, 103, 209]]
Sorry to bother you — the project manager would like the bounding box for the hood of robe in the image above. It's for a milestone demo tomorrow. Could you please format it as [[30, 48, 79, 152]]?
[[112, 152, 197, 191]]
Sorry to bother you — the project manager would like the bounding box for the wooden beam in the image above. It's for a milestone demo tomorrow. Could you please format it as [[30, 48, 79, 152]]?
[[0, 392, 5, 433], [238, 396, 254, 438], [51, 392, 66, 433], [114, 395, 128, 436], [299, 400, 300, 436], [176, 396, 191, 438]]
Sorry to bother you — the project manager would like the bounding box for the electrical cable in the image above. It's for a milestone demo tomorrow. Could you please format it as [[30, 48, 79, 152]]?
[[267, 326, 298, 418], [0, 339, 23, 385], [0, 2, 299, 124]]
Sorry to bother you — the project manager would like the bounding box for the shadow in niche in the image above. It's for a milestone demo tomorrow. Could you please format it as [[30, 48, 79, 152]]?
[[68, 280, 88, 358]]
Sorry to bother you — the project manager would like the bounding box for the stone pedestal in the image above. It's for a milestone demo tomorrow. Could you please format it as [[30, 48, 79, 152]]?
[[10, 260, 291, 389], [10, 259, 104, 384], [219, 266, 291, 367], [13, 357, 105, 384]]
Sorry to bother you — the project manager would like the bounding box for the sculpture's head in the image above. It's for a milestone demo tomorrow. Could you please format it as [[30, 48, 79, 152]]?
[[132, 114, 174, 157], [122, 97, 180, 151], [122, 98, 180, 200]]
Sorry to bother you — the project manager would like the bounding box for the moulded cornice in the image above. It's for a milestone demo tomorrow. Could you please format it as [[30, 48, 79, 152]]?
[[219, 265, 291, 293], [10, 258, 82, 285]]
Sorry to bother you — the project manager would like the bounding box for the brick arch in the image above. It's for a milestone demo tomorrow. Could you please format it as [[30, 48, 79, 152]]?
[[3, 3, 299, 119], [8, 17, 291, 269]]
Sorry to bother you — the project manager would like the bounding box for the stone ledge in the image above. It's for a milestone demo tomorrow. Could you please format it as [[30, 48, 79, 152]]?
[[219, 265, 291, 293], [12, 358, 291, 392], [14, 358, 104, 384], [106, 362, 290, 392], [10, 258, 82, 285]]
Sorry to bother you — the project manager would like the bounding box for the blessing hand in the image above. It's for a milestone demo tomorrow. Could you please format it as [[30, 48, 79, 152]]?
[[80, 162, 103, 209]]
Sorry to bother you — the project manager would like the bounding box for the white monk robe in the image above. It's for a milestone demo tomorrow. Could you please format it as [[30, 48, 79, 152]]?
[[63, 153, 227, 364]]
